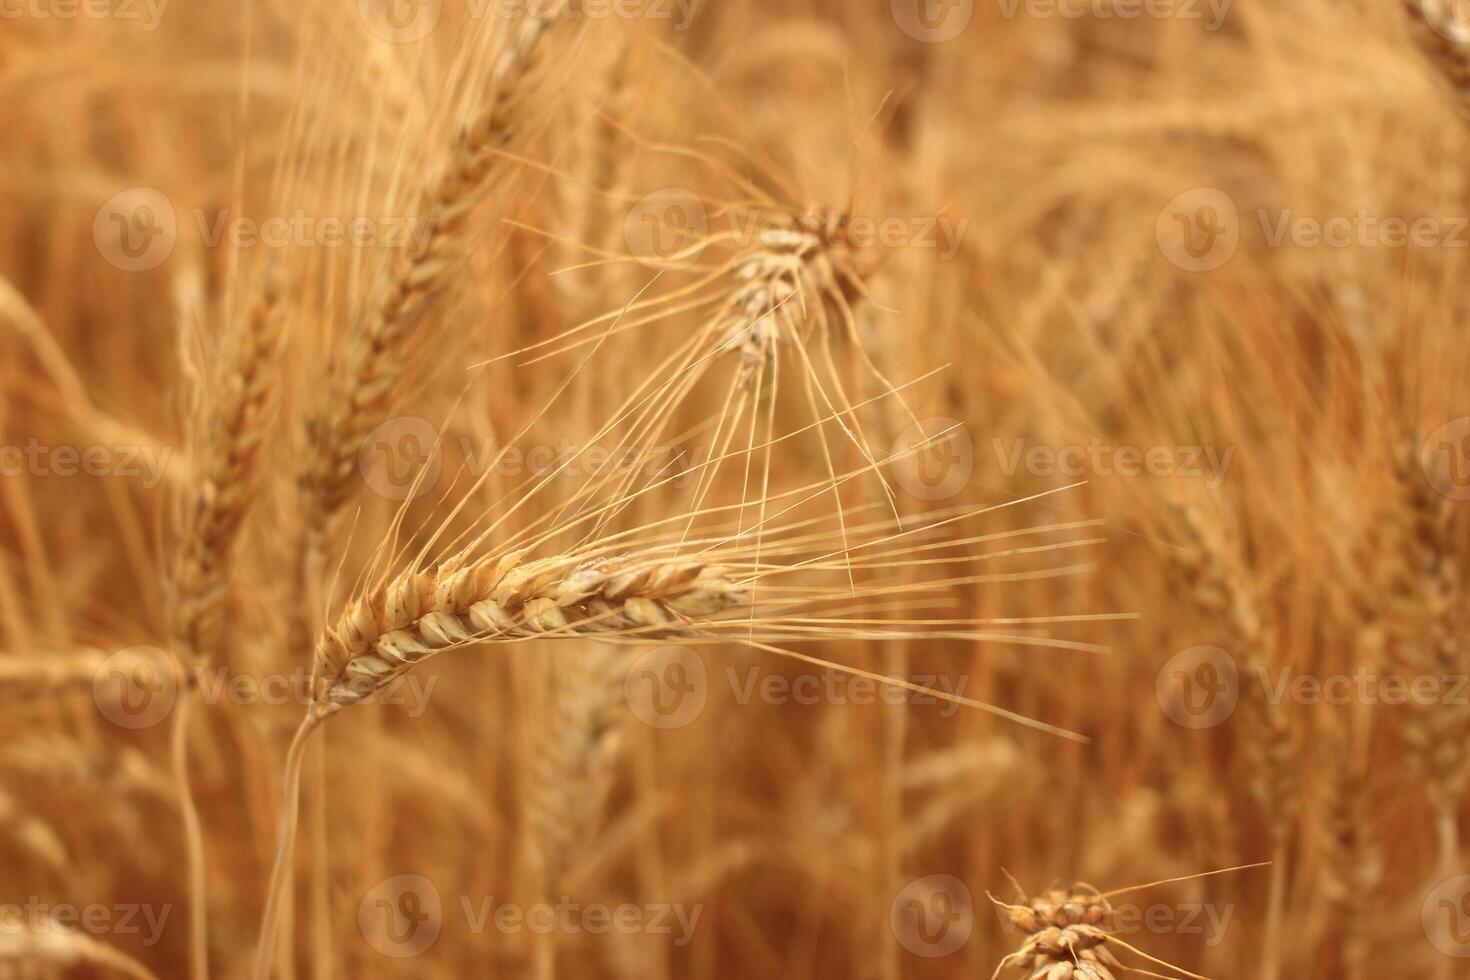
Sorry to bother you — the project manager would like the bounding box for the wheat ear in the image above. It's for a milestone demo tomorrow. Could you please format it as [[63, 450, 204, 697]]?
[[299, 4, 567, 534], [1169, 503, 1297, 980], [315, 552, 744, 705]]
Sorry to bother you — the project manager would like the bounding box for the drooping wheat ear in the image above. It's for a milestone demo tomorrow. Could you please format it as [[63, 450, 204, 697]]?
[[1402, 0, 1470, 112], [989, 887, 1127, 980], [719, 212, 866, 385], [989, 884, 1213, 980], [0, 915, 161, 980], [314, 551, 745, 706], [169, 263, 285, 661], [299, 4, 568, 532], [1168, 503, 1296, 980], [1319, 729, 1381, 980]]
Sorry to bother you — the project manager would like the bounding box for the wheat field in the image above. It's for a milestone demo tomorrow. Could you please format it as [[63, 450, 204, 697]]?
[[1, 1, 1469, 977]]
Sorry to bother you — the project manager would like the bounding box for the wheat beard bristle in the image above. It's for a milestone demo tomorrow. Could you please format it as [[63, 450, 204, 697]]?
[[314, 553, 746, 706]]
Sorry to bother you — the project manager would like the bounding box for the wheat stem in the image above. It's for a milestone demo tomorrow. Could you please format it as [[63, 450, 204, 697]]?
[[252, 706, 333, 980]]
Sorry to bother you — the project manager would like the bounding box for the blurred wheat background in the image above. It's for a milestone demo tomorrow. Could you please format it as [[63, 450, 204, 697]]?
[[2, 0, 1469, 977]]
